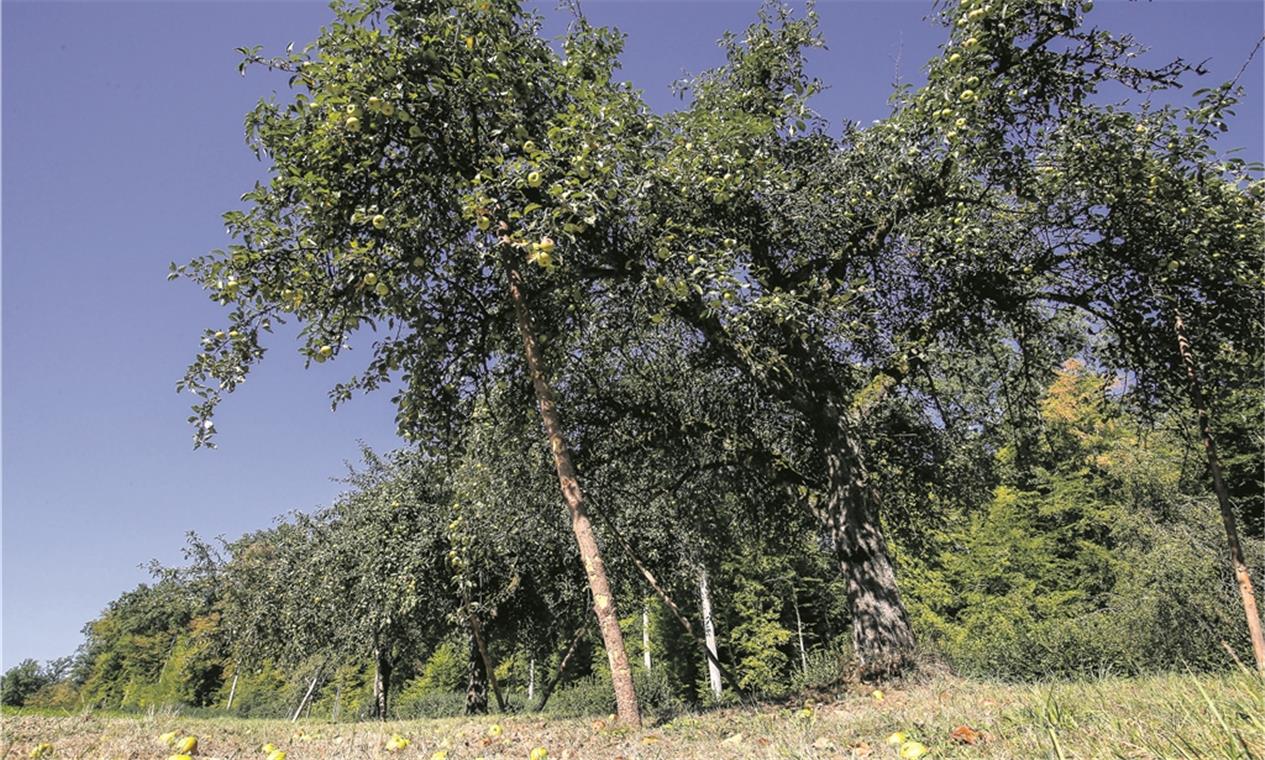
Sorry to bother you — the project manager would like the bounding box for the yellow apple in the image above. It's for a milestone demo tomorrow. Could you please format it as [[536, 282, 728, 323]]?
[[372, 214, 387, 229], [523, 140, 537, 153], [530, 748, 548, 760], [527, 171, 542, 187], [174, 736, 197, 754], [364, 273, 379, 286], [477, 216, 491, 231], [375, 282, 390, 296], [345, 116, 361, 131]]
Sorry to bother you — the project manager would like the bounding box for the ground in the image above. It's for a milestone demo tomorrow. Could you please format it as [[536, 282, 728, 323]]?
[[2, 673, 1261, 759]]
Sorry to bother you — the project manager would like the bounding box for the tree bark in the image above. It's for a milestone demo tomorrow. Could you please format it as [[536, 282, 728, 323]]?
[[598, 513, 746, 694], [642, 606, 652, 671], [816, 405, 916, 679], [468, 605, 507, 712], [533, 623, 587, 713], [793, 590, 808, 672], [291, 667, 322, 722], [507, 265, 641, 726], [527, 658, 535, 701], [225, 669, 239, 711], [465, 634, 489, 715], [1174, 312, 1265, 674], [371, 646, 391, 720], [698, 567, 723, 698]]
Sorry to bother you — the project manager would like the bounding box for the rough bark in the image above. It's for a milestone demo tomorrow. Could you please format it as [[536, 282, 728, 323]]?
[[698, 567, 723, 698], [1175, 312, 1265, 674], [465, 634, 489, 715], [816, 405, 916, 679], [507, 265, 641, 726]]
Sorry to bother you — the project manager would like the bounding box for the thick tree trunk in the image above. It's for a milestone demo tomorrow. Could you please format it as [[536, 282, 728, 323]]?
[[1175, 312, 1265, 674], [465, 634, 489, 715], [698, 567, 723, 698], [817, 406, 915, 679], [507, 266, 641, 726], [534, 623, 587, 713], [371, 647, 391, 720], [642, 606, 652, 671]]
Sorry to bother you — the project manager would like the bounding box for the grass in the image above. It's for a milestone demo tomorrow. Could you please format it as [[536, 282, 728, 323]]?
[[1, 671, 1261, 759]]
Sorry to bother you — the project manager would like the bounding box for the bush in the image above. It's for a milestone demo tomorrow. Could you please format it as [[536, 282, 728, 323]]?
[[393, 687, 466, 719]]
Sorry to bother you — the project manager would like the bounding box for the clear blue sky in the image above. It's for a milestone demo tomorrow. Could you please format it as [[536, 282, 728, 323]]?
[[3, 1, 1261, 670]]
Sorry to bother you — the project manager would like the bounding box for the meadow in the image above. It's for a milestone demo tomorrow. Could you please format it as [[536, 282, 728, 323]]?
[[4, 672, 1262, 759]]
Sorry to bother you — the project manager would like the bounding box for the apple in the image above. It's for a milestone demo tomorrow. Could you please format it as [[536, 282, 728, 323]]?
[[477, 216, 491, 231], [367, 96, 381, 110], [655, 275, 667, 288], [364, 273, 379, 286], [372, 214, 387, 229], [375, 282, 390, 296], [959, 89, 976, 103], [214, 330, 226, 339], [267, 752, 286, 760], [409, 125, 423, 139], [537, 236, 556, 254], [345, 116, 361, 131], [530, 748, 548, 760], [523, 140, 538, 153], [174, 736, 197, 754], [381, 102, 395, 117], [318, 345, 333, 359], [527, 171, 542, 188], [535, 252, 553, 268], [412, 256, 426, 268]]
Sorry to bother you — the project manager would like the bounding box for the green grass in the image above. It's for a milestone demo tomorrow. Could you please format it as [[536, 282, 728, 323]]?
[[2, 672, 1261, 759]]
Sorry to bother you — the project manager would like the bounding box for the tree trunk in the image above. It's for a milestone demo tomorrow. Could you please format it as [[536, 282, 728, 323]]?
[[527, 658, 535, 701], [793, 590, 808, 672], [291, 667, 321, 722], [817, 405, 915, 679], [507, 265, 641, 727], [466, 634, 489, 715], [225, 669, 239, 711], [642, 606, 652, 671], [1175, 312, 1265, 674], [371, 646, 391, 720], [534, 623, 587, 713], [698, 567, 723, 698], [468, 605, 507, 712], [598, 512, 746, 693]]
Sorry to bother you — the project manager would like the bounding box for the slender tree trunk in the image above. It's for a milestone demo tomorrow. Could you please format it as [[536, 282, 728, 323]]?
[[332, 684, 341, 722], [467, 606, 507, 712], [698, 567, 723, 698], [599, 513, 746, 693], [371, 646, 391, 720], [507, 265, 641, 726], [793, 590, 808, 672], [527, 658, 535, 701], [817, 405, 915, 679], [292, 667, 321, 722], [534, 623, 587, 713], [1175, 312, 1265, 674], [466, 634, 489, 715], [225, 669, 239, 711], [642, 606, 652, 671]]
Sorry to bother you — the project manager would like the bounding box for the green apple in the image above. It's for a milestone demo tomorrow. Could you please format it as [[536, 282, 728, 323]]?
[[527, 171, 542, 188], [364, 273, 379, 286]]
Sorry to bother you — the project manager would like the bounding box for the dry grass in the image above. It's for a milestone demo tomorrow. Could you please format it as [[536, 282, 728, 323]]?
[[2, 671, 1261, 759]]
